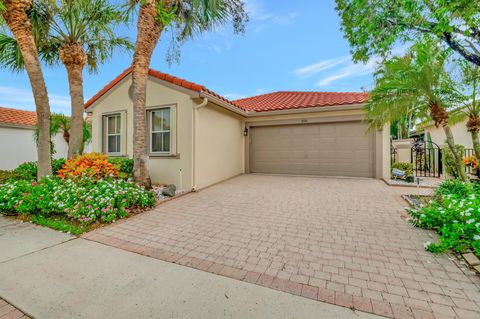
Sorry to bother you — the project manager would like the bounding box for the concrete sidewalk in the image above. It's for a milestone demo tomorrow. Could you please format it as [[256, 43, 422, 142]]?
[[0, 216, 380, 319]]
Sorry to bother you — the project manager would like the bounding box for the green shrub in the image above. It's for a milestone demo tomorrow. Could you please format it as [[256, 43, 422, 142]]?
[[391, 162, 413, 177], [109, 158, 134, 179], [434, 180, 477, 198], [407, 180, 480, 255], [13, 162, 38, 181], [442, 145, 465, 179], [10, 159, 66, 182], [0, 176, 156, 224], [0, 170, 15, 184]]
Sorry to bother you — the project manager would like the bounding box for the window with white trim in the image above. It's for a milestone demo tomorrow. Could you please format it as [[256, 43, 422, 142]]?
[[150, 108, 171, 154], [104, 113, 121, 154]]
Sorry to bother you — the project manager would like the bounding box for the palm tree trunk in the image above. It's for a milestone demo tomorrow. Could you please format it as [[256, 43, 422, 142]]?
[[65, 64, 85, 158], [59, 43, 86, 159], [471, 130, 480, 159], [131, 0, 165, 189], [443, 125, 469, 182], [2, 0, 52, 177]]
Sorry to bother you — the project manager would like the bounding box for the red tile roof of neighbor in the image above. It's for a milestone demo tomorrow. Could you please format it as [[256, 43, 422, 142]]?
[[0, 106, 37, 126], [233, 91, 370, 112], [84, 67, 369, 113]]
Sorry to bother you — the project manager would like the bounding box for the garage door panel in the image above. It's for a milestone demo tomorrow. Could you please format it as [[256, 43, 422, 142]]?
[[250, 122, 374, 177]]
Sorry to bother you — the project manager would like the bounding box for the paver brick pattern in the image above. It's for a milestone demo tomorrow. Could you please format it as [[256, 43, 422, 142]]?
[[0, 299, 29, 319], [84, 175, 480, 319]]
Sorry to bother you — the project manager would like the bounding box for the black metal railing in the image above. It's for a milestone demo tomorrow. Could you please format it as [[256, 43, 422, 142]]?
[[411, 146, 442, 177]]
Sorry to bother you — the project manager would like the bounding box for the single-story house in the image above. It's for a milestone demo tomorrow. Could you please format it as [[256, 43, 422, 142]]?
[[84, 67, 390, 190], [0, 106, 69, 170]]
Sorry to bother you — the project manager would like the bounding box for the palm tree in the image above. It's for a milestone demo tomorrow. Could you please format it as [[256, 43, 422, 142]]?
[[0, 0, 52, 177], [33, 113, 91, 156], [366, 39, 469, 182], [450, 61, 480, 159], [128, 0, 248, 188], [28, 0, 132, 159]]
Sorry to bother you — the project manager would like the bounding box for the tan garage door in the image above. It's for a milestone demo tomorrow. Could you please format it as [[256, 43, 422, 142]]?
[[249, 121, 374, 177]]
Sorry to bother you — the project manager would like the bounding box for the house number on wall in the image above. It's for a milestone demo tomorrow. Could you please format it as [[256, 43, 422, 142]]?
[[301, 119, 308, 123]]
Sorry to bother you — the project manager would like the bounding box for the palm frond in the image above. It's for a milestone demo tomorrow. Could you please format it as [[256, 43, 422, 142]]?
[[365, 38, 456, 131], [0, 33, 24, 72]]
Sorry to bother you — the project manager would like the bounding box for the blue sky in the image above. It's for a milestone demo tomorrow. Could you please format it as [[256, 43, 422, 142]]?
[[0, 0, 377, 115]]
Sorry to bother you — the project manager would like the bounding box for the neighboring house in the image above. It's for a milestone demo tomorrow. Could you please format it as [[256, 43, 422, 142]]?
[[423, 119, 473, 149], [84, 67, 390, 190], [0, 106, 87, 170]]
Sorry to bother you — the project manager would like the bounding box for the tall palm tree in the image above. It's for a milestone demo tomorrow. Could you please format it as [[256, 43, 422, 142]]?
[[28, 0, 132, 159], [366, 39, 469, 182], [128, 0, 248, 188], [0, 0, 52, 177]]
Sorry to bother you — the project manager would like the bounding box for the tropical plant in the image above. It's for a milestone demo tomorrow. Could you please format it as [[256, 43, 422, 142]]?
[[449, 61, 480, 159], [442, 145, 466, 180], [0, 0, 52, 177], [33, 113, 92, 155], [57, 153, 119, 180], [335, 0, 480, 66], [127, 0, 248, 188], [26, 0, 132, 159], [109, 157, 133, 179], [365, 39, 468, 182]]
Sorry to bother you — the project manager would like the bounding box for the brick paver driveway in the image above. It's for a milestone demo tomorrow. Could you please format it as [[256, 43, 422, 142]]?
[[84, 175, 480, 319]]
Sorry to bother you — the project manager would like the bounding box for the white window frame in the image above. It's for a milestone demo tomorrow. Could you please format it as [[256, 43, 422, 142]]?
[[149, 107, 173, 155], [104, 113, 122, 155]]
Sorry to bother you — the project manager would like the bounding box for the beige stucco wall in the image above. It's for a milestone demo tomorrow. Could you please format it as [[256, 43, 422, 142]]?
[[89, 74, 194, 189], [424, 120, 472, 149], [195, 102, 245, 189], [88, 74, 247, 190], [380, 124, 391, 180], [0, 126, 69, 170], [391, 139, 413, 163]]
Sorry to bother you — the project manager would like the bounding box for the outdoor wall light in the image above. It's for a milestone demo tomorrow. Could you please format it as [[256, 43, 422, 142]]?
[[243, 127, 249, 136]]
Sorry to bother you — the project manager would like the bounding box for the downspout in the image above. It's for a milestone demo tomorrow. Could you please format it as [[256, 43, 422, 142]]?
[[192, 97, 208, 191]]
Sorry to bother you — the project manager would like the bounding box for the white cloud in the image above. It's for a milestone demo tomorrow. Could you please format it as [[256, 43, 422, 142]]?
[[316, 59, 378, 87], [294, 56, 352, 78], [294, 45, 409, 89], [0, 86, 71, 114], [245, 0, 298, 31]]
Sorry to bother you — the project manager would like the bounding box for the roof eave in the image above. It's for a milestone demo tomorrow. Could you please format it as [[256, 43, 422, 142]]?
[[246, 103, 366, 117], [199, 92, 249, 117], [0, 122, 35, 129]]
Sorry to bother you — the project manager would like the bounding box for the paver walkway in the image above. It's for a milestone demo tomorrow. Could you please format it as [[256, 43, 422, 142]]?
[[0, 299, 29, 319], [84, 175, 480, 319]]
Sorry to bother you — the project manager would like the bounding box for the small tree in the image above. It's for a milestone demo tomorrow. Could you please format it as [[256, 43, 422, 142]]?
[[365, 39, 468, 182]]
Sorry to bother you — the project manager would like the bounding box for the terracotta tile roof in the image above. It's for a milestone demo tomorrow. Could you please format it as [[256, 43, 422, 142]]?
[[85, 68, 369, 114], [84, 67, 246, 111], [0, 106, 37, 126], [233, 91, 369, 112]]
